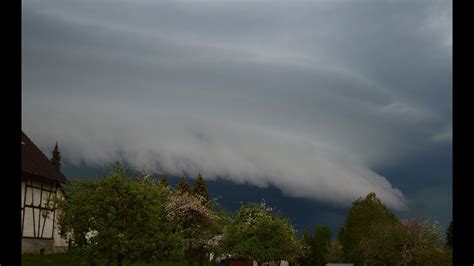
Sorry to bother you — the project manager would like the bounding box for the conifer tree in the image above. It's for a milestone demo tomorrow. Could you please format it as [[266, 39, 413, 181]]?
[[159, 175, 170, 188], [191, 173, 210, 202], [51, 142, 61, 171], [176, 176, 190, 194]]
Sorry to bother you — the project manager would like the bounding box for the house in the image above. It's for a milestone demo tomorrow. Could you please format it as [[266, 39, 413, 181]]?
[[21, 131, 69, 254]]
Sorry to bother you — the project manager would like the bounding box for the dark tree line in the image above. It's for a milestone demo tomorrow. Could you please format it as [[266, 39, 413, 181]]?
[[47, 153, 452, 266]]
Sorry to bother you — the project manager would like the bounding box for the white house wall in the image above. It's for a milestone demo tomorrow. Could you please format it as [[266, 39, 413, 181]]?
[[22, 175, 69, 253], [22, 206, 36, 237]]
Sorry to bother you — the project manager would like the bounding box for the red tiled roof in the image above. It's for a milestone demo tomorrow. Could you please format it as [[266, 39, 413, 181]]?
[[21, 131, 67, 183]]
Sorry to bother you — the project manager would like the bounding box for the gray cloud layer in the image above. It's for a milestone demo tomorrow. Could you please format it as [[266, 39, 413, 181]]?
[[22, 0, 451, 211]]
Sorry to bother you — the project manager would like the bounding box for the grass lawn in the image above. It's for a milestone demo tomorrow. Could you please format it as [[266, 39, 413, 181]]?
[[22, 253, 86, 266], [22, 252, 212, 266]]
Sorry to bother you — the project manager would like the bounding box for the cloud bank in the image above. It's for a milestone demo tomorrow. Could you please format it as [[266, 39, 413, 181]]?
[[22, 0, 451, 211]]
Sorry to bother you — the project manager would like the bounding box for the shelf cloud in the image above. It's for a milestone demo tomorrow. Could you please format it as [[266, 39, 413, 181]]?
[[22, 0, 451, 211]]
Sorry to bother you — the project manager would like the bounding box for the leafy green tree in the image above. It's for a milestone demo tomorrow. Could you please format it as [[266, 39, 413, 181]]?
[[337, 192, 400, 265], [206, 206, 231, 248], [302, 229, 311, 245], [220, 201, 300, 265], [53, 164, 185, 265], [191, 173, 210, 203], [176, 176, 190, 194], [336, 193, 452, 265], [446, 221, 453, 249], [326, 241, 344, 263], [312, 225, 332, 266], [296, 225, 332, 266], [295, 229, 312, 266], [51, 141, 61, 170], [357, 220, 405, 265]]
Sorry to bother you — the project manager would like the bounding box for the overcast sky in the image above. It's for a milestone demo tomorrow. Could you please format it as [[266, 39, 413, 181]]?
[[22, 0, 451, 213]]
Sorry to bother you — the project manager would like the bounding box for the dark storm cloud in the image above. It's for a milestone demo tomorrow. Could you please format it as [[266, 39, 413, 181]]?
[[22, 0, 451, 211]]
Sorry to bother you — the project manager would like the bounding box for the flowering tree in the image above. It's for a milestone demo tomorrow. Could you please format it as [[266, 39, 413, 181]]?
[[220, 200, 300, 265], [166, 193, 215, 225], [166, 191, 218, 265], [399, 218, 452, 265]]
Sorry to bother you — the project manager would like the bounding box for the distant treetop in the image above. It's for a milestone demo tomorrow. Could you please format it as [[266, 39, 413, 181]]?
[[191, 173, 210, 202], [176, 176, 190, 194], [51, 141, 61, 171]]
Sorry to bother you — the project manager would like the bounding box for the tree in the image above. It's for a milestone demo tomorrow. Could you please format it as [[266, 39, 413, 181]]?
[[176, 176, 190, 194], [336, 193, 452, 265], [53, 164, 185, 265], [51, 142, 61, 170], [220, 201, 300, 265], [446, 221, 452, 249], [295, 229, 312, 266], [169, 174, 225, 265], [326, 241, 344, 263], [301, 229, 311, 246], [166, 192, 217, 266], [357, 220, 405, 265], [399, 218, 452, 266], [159, 175, 170, 188], [191, 173, 210, 203], [296, 225, 332, 266], [337, 192, 400, 265], [311, 225, 332, 266]]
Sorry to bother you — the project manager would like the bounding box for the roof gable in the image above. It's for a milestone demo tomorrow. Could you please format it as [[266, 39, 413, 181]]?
[[21, 131, 67, 183]]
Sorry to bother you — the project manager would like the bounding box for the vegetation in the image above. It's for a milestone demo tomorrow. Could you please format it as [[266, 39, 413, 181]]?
[[45, 164, 452, 265], [51, 142, 61, 170], [23, 252, 83, 266], [191, 173, 210, 203], [176, 176, 190, 194], [398, 218, 451, 265], [22, 252, 214, 266], [311, 225, 332, 266], [296, 229, 312, 265], [165, 191, 217, 265], [52, 164, 184, 265], [336, 192, 401, 265], [220, 201, 300, 265], [159, 176, 170, 188], [446, 220, 453, 249], [296, 225, 331, 266], [326, 193, 452, 266]]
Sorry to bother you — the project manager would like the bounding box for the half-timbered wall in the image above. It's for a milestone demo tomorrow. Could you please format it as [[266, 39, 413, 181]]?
[[21, 174, 68, 253], [21, 175, 58, 239]]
